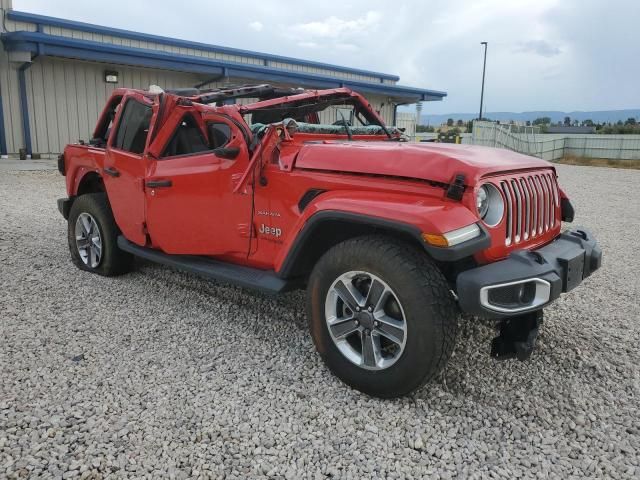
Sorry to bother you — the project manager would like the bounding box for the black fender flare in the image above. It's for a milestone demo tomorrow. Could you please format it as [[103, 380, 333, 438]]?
[[277, 210, 490, 278]]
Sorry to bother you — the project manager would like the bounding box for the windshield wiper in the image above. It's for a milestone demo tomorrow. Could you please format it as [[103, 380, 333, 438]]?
[[338, 111, 353, 141]]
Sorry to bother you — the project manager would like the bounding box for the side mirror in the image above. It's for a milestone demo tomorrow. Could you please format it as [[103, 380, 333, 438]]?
[[213, 146, 240, 160]]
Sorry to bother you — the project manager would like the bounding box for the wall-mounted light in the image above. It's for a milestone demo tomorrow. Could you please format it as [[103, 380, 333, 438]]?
[[104, 71, 118, 83]]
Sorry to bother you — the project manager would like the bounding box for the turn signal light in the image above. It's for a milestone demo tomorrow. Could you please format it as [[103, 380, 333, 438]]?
[[422, 224, 481, 248], [421, 233, 449, 247]]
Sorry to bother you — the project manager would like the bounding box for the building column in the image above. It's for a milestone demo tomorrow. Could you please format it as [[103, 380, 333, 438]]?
[[0, 82, 6, 156], [0, 0, 12, 156], [17, 62, 33, 156]]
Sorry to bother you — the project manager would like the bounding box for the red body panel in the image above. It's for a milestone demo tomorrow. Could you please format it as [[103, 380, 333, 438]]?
[[103, 148, 147, 245], [294, 142, 551, 186], [144, 109, 253, 256], [65, 146, 103, 195], [63, 87, 565, 275]]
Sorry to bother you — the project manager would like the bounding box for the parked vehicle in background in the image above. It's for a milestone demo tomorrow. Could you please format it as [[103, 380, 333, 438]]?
[[57, 85, 602, 398]]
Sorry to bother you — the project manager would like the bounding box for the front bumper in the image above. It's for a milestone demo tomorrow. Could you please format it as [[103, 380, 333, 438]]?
[[456, 228, 602, 318]]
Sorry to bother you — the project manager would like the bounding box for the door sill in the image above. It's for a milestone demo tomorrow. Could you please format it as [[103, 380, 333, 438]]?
[[117, 236, 297, 294]]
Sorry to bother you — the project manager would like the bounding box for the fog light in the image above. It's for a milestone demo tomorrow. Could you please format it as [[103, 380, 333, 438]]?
[[480, 278, 551, 313], [488, 282, 536, 306]]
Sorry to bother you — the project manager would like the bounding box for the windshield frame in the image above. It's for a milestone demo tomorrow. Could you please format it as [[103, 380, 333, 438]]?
[[239, 88, 392, 139]]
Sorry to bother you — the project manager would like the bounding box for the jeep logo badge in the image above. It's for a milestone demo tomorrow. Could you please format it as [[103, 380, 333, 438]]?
[[259, 224, 282, 237]]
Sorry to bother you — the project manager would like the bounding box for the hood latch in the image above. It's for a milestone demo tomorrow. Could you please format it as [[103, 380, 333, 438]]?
[[446, 174, 466, 201]]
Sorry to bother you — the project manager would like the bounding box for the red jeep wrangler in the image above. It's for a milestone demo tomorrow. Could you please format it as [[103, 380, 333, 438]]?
[[57, 84, 601, 398]]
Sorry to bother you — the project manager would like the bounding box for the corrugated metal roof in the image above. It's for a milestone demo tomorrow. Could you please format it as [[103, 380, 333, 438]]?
[[2, 28, 446, 102], [6, 10, 403, 82]]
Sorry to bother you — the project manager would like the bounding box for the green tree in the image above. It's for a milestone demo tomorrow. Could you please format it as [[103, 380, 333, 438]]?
[[582, 119, 594, 127], [456, 119, 464, 127], [532, 117, 551, 125], [563, 116, 571, 126], [446, 118, 454, 127], [597, 123, 640, 134], [625, 117, 637, 125]]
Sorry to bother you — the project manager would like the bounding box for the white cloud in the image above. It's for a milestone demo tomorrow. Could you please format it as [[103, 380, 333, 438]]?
[[288, 11, 381, 40], [13, 0, 640, 112], [297, 41, 319, 48], [514, 40, 562, 58], [334, 43, 359, 52], [248, 21, 263, 32]]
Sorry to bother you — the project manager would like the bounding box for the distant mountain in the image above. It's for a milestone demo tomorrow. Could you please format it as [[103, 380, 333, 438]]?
[[420, 109, 640, 126]]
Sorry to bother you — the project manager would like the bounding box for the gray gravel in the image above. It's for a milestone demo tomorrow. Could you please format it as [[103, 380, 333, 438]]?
[[1, 163, 639, 479]]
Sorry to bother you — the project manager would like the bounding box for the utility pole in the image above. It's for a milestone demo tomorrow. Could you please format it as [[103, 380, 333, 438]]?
[[479, 41, 488, 121]]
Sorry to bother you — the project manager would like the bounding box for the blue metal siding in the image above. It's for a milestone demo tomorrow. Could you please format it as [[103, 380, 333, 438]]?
[[9, 56, 206, 155]]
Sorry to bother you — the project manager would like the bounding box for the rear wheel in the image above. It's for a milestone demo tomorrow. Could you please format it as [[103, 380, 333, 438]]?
[[67, 193, 133, 276], [307, 235, 458, 398]]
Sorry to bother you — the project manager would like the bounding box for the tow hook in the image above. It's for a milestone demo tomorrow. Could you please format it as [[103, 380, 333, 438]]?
[[491, 310, 543, 361]]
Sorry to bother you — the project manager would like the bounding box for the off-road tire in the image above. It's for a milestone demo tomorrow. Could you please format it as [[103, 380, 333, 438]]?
[[307, 235, 458, 398], [67, 193, 133, 276]]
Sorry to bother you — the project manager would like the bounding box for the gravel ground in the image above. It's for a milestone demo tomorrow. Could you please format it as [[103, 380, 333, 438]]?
[[1, 163, 639, 479]]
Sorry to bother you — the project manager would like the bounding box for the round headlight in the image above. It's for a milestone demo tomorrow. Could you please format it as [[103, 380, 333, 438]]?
[[476, 183, 504, 227], [476, 186, 489, 218]]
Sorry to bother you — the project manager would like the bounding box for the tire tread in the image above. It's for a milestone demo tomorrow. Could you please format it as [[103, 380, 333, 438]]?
[[307, 234, 458, 398], [67, 193, 133, 276]]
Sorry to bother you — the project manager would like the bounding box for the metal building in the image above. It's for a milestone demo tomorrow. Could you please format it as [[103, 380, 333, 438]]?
[[0, 0, 446, 158]]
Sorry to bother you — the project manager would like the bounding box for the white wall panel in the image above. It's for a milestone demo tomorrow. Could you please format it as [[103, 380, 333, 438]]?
[[19, 58, 202, 155], [1, 52, 404, 156], [0, 50, 24, 154], [396, 112, 417, 138], [1, 5, 406, 156]]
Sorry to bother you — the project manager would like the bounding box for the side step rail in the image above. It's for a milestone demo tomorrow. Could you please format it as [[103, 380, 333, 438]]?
[[117, 236, 295, 294]]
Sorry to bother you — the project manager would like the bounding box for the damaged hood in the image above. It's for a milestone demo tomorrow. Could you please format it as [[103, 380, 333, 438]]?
[[293, 141, 553, 185]]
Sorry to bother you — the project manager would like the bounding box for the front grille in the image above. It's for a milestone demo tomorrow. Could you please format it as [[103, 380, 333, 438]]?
[[499, 172, 559, 246]]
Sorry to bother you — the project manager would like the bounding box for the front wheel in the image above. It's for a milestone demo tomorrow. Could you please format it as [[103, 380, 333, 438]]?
[[67, 193, 133, 276], [307, 235, 459, 398]]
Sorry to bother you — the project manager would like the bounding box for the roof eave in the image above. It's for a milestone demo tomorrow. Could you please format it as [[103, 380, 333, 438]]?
[[6, 9, 401, 82], [1, 31, 447, 103]]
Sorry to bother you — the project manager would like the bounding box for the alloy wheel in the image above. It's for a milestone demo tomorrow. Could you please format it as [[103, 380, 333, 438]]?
[[324, 271, 407, 370], [75, 213, 102, 268]]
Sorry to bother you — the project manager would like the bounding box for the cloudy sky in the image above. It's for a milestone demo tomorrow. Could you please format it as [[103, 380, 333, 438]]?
[[14, 0, 640, 114]]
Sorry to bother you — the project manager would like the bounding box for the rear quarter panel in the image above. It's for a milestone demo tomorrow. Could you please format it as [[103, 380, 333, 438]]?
[[63, 145, 106, 196]]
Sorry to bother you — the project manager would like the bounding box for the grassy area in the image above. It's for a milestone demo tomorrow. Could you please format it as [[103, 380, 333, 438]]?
[[554, 155, 640, 170]]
